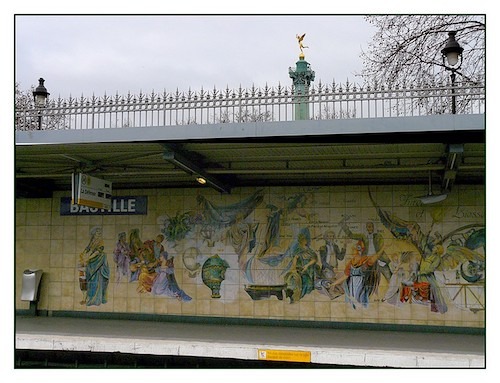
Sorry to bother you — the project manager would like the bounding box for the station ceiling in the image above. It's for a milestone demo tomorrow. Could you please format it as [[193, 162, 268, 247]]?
[[15, 133, 485, 197]]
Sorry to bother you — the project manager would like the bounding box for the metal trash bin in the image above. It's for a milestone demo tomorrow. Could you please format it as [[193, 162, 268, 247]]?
[[21, 269, 43, 302]]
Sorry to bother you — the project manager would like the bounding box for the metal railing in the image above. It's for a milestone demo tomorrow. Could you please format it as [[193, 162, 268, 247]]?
[[15, 80, 485, 131]]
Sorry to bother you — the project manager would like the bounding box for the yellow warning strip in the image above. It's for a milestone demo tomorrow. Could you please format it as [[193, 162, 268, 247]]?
[[257, 349, 311, 363]]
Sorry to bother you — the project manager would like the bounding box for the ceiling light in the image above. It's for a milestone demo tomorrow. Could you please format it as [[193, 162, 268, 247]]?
[[163, 147, 230, 194]]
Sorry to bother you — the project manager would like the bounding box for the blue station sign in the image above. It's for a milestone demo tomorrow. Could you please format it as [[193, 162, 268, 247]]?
[[60, 196, 148, 215]]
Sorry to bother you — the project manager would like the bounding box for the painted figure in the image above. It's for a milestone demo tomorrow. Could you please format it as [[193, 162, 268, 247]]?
[[283, 228, 319, 302], [331, 240, 385, 308], [382, 252, 407, 306], [78, 226, 110, 306], [399, 253, 420, 304], [137, 234, 164, 293], [416, 244, 448, 313], [128, 229, 143, 282], [318, 230, 346, 278], [341, 220, 391, 283], [113, 232, 131, 282], [152, 251, 192, 301], [225, 211, 259, 269], [314, 230, 346, 299]]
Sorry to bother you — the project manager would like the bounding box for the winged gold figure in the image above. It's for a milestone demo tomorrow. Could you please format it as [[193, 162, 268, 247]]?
[[296, 33, 308, 54]]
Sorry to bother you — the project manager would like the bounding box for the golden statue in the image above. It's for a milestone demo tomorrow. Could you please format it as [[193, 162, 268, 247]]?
[[296, 33, 308, 57]]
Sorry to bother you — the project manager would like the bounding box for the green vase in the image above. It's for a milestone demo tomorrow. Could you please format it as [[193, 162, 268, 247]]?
[[202, 254, 230, 298]]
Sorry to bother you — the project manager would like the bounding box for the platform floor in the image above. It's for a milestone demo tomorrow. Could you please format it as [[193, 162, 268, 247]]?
[[14, 315, 486, 368]]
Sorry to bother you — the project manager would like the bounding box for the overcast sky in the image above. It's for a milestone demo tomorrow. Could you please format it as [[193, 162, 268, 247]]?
[[5, 5, 500, 383], [15, 15, 376, 100]]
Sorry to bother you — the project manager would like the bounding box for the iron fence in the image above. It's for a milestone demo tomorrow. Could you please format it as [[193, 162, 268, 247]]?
[[15, 81, 485, 131]]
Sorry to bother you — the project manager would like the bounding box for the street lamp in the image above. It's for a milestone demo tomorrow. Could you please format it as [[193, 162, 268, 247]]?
[[32, 78, 49, 130], [441, 31, 464, 114]]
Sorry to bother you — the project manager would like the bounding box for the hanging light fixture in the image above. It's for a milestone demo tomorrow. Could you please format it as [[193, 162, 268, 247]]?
[[163, 147, 230, 194], [417, 171, 448, 205]]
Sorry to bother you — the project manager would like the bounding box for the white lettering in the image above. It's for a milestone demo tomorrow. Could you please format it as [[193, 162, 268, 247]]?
[[128, 199, 136, 212], [63, 197, 145, 215]]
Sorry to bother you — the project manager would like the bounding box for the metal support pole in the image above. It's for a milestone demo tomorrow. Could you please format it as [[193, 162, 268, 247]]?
[[451, 71, 457, 115]]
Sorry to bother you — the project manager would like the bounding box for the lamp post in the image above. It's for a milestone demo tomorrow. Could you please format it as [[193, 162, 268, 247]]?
[[441, 31, 463, 114], [32, 78, 49, 130]]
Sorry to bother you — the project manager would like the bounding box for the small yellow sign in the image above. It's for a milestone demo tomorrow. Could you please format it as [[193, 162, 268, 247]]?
[[257, 349, 311, 363]]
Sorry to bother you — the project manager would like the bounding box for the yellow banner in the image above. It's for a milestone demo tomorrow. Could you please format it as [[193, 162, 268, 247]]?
[[257, 349, 311, 363], [77, 198, 108, 210]]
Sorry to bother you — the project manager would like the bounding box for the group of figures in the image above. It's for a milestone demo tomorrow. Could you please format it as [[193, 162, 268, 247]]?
[[78, 228, 191, 306], [265, 191, 485, 313], [76, 188, 485, 315], [114, 229, 192, 301], [238, 189, 484, 313]]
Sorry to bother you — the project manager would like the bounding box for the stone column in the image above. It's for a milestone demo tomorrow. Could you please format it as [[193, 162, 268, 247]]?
[[289, 54, 315, 120]]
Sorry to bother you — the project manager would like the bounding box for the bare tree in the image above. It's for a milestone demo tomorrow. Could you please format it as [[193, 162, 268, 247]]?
[[15, 82, 38, 130], [217, 108, 273, 123], [360, 15, 485, 87], [315, 105, 357, 120], [15, 82, 67, 130]]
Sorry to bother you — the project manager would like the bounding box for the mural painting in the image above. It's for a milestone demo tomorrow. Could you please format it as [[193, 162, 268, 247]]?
[[114, 229, 191, 301], [78, 227, 110, 306], [75, 186, 485, 319]]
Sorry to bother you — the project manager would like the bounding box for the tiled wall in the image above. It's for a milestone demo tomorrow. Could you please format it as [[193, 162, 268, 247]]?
[[15, 184, 485, 328]]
